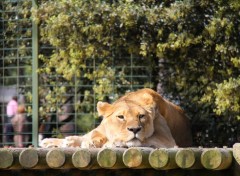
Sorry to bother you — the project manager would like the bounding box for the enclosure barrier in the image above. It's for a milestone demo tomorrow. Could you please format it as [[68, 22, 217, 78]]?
[[0, 144, 240, 176]]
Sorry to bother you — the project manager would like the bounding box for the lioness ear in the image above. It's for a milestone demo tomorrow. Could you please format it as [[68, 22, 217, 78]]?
[[141, 93, 157, 118], [97, 101, 112, 117], [142, 93, 154, 105]]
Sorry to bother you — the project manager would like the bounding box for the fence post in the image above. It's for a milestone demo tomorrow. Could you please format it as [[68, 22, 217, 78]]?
[[32, 0, 39, 147]]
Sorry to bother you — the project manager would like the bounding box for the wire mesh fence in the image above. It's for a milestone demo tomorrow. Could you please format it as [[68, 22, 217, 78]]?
[[0, 0, 157, 147], [1, 0, 239, 148], [0, 0, 33, 147]]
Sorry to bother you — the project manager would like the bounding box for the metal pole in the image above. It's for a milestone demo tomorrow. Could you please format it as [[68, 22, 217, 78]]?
[[32, 0, 39, 147]]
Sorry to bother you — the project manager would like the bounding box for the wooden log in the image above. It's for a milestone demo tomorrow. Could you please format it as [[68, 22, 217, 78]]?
[[33, 148, 50, 169], [233, 143, 240, 176], [46, 148, 76, 169], [123, 147, 152, 169], [0, 149, 14, 169], [201, 148, 232, 170], [62, 148, 76, 169], [19, 148, 38, 168], [3, 148, 24, 169], [46, 148, 66, 168], [72, 149, 91, 169], [97, 148, 126, 169], [233, 143, 240, 165], [18, 148, 56, 170], [149, 148, 178, 170], [175, 148, 203, 169], [0, 148, 50, 170], [21, 148, 61, 170], [72, 148, 100, 169]]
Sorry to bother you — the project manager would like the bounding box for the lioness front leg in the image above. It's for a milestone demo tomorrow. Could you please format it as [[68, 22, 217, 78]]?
[[81, 130, 107, 148], [142, 135, 177, 148], [65, 135, 84, 147]]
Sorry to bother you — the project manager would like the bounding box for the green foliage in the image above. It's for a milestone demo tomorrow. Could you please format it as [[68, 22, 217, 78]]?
[[32, 0, 158, 122], [155, 0, 240, 121], [213, 77, 240, 117], [32, 0, 240, 120], [3, 0, 239, 144]]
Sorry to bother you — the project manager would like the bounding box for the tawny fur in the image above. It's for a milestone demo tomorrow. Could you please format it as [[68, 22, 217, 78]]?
[[40, 88, 192, 148]]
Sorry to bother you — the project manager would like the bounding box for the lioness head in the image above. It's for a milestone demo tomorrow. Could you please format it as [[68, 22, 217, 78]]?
[[97, 100, 155, 147]]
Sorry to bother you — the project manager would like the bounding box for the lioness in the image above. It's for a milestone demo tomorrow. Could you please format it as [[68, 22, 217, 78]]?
[[40, 88, 192, 148]]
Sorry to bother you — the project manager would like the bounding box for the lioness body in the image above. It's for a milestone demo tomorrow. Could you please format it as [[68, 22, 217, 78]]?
[[40, 88, 192, 148], [114, 88, 192, 147]]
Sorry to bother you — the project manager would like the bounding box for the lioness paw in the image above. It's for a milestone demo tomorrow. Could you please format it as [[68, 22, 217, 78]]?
[[39, 138, 65, 148], [64, 136, 83, 147], [81, 139, 95, 148], [79, 137, 105, 148], [103, 141, 127, 148]]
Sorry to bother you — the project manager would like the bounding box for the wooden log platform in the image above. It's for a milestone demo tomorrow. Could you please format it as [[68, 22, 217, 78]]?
[[0, 144, 239, 176]]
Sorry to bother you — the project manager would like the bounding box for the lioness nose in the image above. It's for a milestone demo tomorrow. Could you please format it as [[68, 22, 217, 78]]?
[[127, 127, 142, 134]]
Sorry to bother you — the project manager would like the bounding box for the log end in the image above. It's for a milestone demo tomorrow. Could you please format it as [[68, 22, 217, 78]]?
[[19, 149, 39, 168], [46, 149, 65, 168], [175, 149, 195, 169], [0, 150, 13, 169], [201, 148, 232, 170], [149, 149, 169, 169], [123, 148, 142, 168], [72, 149, 91, 168], [233, 143, 240, 165], [97, 148, 117, 168]]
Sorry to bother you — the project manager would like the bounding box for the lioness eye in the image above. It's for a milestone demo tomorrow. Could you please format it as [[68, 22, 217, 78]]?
[[139, 114, 145, 119], [117, 115, 124, 120]]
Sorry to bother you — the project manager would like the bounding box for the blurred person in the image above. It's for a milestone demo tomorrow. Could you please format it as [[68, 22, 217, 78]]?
[[5, 95, 18, 143], [11, 105, 28, 147]]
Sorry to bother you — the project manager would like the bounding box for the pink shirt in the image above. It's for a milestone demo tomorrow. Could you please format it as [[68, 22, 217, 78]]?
[[7, 100, 18, 117]]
